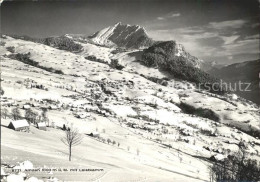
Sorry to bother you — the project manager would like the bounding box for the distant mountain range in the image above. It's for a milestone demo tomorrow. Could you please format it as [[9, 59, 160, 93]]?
[[9, 22, 258, 98], [10, 22, 218, 71], [209, 59, 260, 105]]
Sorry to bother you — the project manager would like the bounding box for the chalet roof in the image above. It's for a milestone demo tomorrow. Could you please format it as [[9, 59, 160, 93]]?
[[10, 120, 29, 129], [213, 154, 226, 161], [49, 105, 58, 109], [23, 105, 31, 109]]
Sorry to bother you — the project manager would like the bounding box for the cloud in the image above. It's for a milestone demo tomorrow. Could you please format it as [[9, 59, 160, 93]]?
[[151, 26, 217, 40], [148, 28, 220, 59], [156, 12, 180, 21], [244, 34, 259, 40], [157, 17, 165, 20], [220, 35, 240, 45], [208, 19, 247, 30], [222, 38, 259, 56], [228, 56, 233, 60], [170, 13, 181, 18], [251, 23, 259, 28], [148, 18, 258, 63]]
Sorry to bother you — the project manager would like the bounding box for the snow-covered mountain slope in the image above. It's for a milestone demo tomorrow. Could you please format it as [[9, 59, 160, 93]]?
[[1, 35, 260, 182], [89, 22, 154, 49], [2, 35, 259, 132]]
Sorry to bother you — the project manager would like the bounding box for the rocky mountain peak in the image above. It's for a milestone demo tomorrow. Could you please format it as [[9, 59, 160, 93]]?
[[89, 22, 154, 49]]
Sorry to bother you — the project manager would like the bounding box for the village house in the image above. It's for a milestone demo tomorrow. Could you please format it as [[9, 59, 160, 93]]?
[[11, 102, 19, 107], [71, 107, 79, 112], [76, 112, 90, 119], [37, 122, 47, 131], [31, 103, 39, 107], [88, 131, 100, 137], [1, 100, 15, 107], [23, 104, 31, 109], [83, 104, 99, 112], [8, 120, 30, 132], [48, 105, 58, 110], [1, 167, 8, 180]]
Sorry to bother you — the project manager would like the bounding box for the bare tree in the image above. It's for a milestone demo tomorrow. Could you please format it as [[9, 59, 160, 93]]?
[[1, 108, 8, 119], [61, 126, 83, 161], [0, 85, 4, 96], [209, 150, 260, 182], [25, 108, 38, 124], [11, 107, 22, 120], [41, 108, 49, 126], [112, 140, 116, 145], [136, 148, 140, 156]]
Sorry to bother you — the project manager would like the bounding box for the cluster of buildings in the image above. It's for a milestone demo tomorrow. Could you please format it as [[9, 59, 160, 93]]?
[[8, 119, 47, 132]]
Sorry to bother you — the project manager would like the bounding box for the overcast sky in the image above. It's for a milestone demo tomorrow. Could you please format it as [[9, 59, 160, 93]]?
[[1, 0, 259, 64]]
